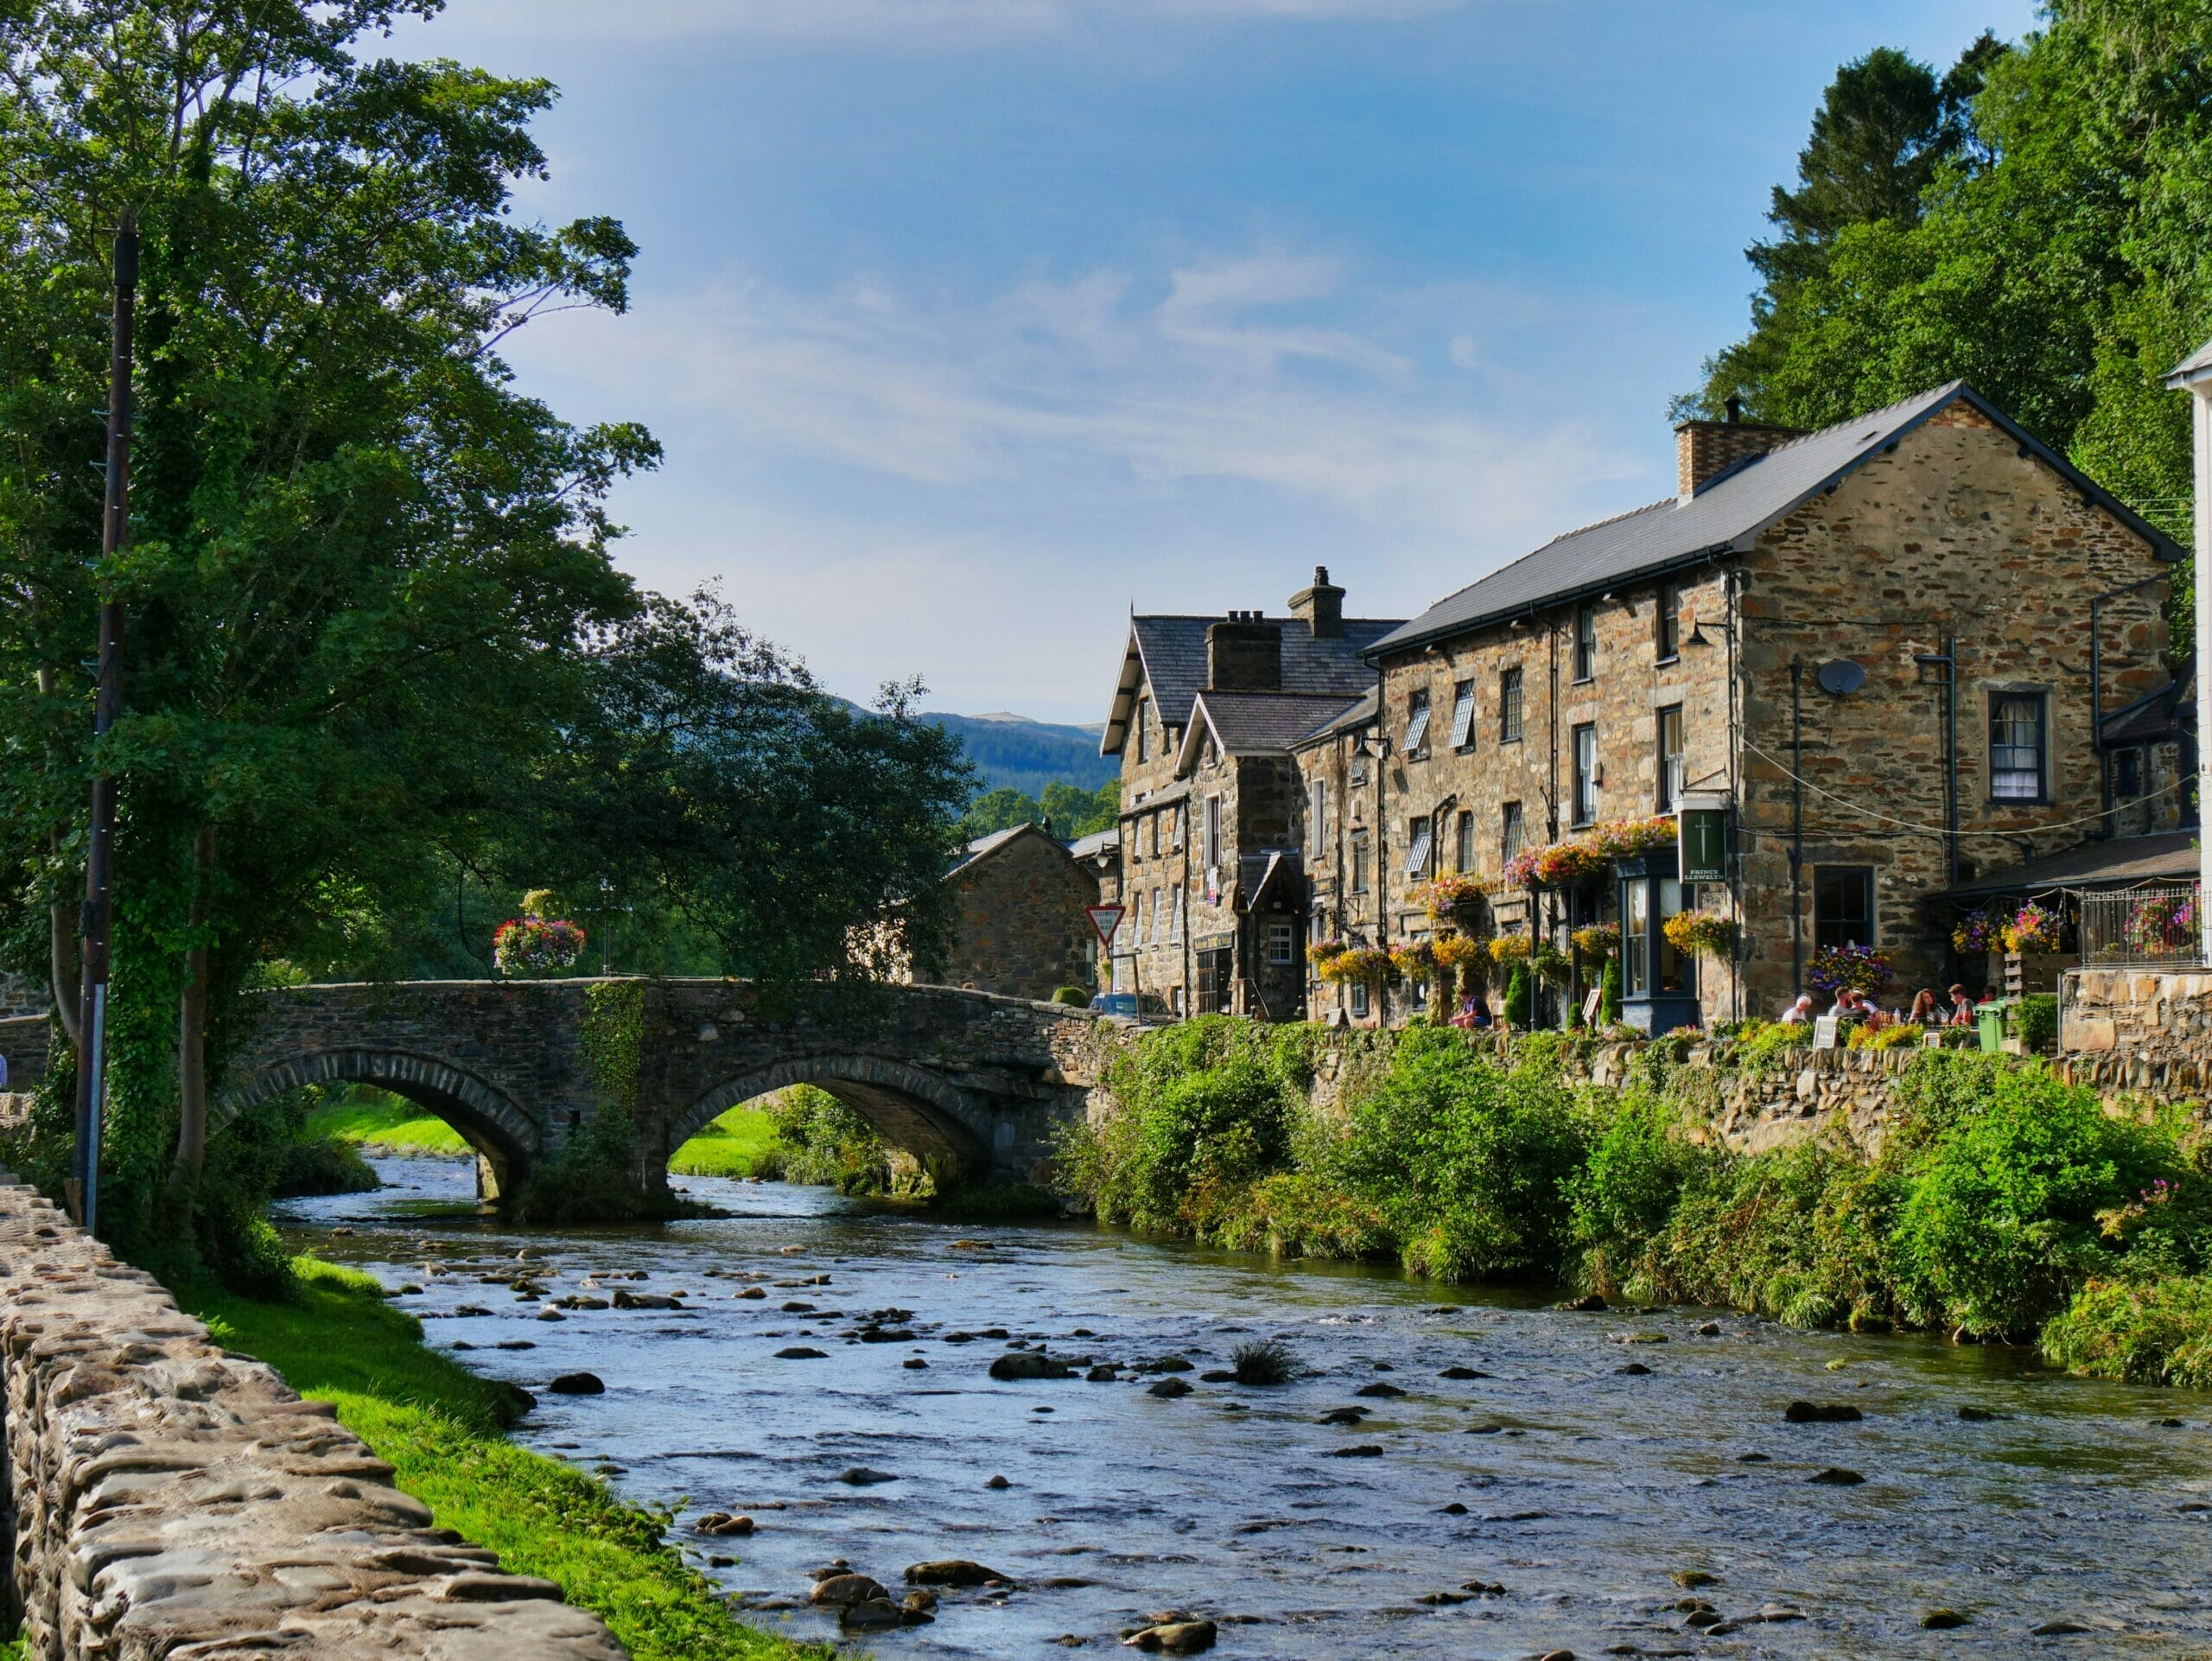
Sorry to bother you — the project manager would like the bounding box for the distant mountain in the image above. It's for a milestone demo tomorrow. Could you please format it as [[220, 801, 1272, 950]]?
[[919, 710, 1116, 798]]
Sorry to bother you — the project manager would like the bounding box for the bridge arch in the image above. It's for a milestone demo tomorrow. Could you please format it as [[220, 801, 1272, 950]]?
[[214, 1047, 543, 1193], [671, 1053, 992, 1180]]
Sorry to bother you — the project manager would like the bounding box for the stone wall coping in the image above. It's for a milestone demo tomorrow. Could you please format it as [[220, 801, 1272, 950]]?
[[0, 1181, 624, 1658]]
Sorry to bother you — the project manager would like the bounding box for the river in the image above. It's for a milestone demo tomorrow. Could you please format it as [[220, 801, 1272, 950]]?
[[276, 1156, 2212, 1658]]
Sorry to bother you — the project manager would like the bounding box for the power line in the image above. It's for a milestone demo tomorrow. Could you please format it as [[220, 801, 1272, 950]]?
[[1739, 737, 2183, 841]]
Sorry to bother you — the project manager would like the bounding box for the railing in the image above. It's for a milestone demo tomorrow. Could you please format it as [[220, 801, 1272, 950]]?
[[2076, 882, 2201, 968]]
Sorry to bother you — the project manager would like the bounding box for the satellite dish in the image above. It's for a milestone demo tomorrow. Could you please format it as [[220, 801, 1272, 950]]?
[[1816, 659, 1866, 696]]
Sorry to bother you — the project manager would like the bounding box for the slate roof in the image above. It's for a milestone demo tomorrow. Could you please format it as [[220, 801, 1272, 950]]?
[[949, 822, 1076, 878], [1175, 690, 1368, 772], [1066, 828, 1120, 862], [1941, 830, 2198, 899], [1293, 687, 1378, 749], [1103, 614, 1401, 754], [1368, 383, 2185, 660]]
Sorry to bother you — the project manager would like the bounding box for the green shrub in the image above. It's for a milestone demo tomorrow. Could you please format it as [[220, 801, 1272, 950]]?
[[1599, 958, 1622, 1024], [272, 1136, 381, 1200], [2043, 1275, 2212, 1388], [1503, 966, 1533, 1028], [1568, 1085, 1713, 1295], [2015, 992, 2058, 1053], [1883, 1057, 2172, 1337], [1328, 1028, 1584, 1280], [1052, 985, 1092, 1008], [766, 1085, 893, 1192]]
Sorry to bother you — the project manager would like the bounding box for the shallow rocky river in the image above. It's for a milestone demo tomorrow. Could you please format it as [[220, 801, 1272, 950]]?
[[278, 1157, 2212, 1658]]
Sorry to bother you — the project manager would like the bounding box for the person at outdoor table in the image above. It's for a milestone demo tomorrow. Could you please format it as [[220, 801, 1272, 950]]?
[[1948, 984, 1976, 1025], [1781, 994, 1814, 1024], [1909, 989, 1943, 1026], [1829, 989, 1859, 1018]]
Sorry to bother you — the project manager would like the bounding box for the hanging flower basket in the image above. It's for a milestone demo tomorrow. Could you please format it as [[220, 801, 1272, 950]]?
[[1408, 871, 1498, 923], [1662, 907, 1737, 958], [494, 916, 587, 976], [1318, 945, 1389, 986], [1807, 943, 1894, 996], [1306, 938, 1349, 966], [1489, 933, 1533, 967], [1433, 933, 1489, 970], [1389, 940, 1437, 979], [1950, 909, 1999, 955], [1530, 940, 1570, 981], [2002, 901, 2063, 954], [1586, 815, 1677, 858], [1571, 922, 1620, 960]]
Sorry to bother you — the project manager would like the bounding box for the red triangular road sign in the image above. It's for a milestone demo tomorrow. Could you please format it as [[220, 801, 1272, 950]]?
[[1087, 905, 1125, 950]]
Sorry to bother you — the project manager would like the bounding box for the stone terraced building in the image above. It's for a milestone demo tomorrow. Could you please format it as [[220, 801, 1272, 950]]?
[[1341, 383, 2185, 1030]]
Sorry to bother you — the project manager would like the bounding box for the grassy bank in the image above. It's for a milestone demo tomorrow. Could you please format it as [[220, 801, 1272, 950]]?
[[669, 1106, 779, 1178], [306, 1090, 472, 1157], [1058, 1019, 2212, 1387], [181, 1260, 826, 1661]]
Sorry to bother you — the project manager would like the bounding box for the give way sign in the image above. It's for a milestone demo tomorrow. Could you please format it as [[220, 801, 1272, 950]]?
[[1086, 905, 1126, 951]]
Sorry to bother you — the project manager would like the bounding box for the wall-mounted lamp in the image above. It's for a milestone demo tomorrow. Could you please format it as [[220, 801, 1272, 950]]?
[[1685, 617, 1733, 648]]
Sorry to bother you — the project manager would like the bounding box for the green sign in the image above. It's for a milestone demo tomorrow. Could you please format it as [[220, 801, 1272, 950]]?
[[1679, 805, 1728, 884]]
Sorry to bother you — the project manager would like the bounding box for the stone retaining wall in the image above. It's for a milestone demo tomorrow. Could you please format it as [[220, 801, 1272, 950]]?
[[2055, 967, 2212, 1099], [0, 1018, 47, 1092], [0, 1181, 623, 1659]]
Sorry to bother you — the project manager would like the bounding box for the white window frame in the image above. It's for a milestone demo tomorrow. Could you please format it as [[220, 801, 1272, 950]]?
[[1151, 887, 1166, 945], [1205, 794, 1224, 868], [1403, 690, 1432, 754], [1267, 920, 1294, 965], [1449, 680, 1476, 749], [1404, 820, 1434, 876]]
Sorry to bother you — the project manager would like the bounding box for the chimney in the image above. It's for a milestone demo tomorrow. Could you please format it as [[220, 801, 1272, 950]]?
[[1674, 395, 1805, 501], [1207, 610, 1283, 691], [1287, 565, 1346, 639]]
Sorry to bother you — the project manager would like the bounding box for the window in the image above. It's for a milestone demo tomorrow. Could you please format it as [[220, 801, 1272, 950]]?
[[1135, 697, 1149, 762], [1815, 867, 1875, 951], [1656, 583, 1680, 661], [1267, 920, 1295, 965], [1351, 837, 1370, 894], [1656, 879, 1696, 995], [1403, 818, 1434, 877], [1455, 810, 1474, 873], [1151, 888, 1166, 945], [1403, 689, 1432, 754], [1307, 778, 1328, 854], [1449, 680, 1477, 749], [1502, 800, 1525, 863], [1350, 979, 1370, 1018], [1171, 890, 1184, 944], [1990, 692, 2047, 801], [2113, 747, 2145, 799], [1656, 704, 1685, 813], [1205, 794, 1224, 868], [1572, 723, 1598, 826], [1624, 881, 1649, 997], [1171, 804, 1184, 849], [1574, 601, 1597, 682], [1500, 667, 1524, 742], [1148, 812, 1160, 859], [1132, 890, 1146, 944]]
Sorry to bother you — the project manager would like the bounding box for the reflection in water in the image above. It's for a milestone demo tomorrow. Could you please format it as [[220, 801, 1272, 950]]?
[[279, 1160, 2212, 1658]]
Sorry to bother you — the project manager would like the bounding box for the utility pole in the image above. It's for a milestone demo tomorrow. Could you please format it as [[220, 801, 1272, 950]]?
[[70, 209, 139, 1234]]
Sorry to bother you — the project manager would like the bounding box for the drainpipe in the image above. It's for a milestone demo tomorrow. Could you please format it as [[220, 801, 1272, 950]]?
[[2160, 343, 2212, 963], [1790, 657, 1804, 996]]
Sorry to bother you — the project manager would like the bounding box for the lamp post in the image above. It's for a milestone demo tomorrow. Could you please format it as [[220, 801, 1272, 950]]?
[[2163, 342, 2212, 965]]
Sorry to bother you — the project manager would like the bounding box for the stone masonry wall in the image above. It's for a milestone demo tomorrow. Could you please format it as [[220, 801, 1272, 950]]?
[[2056, 967, 2212, 1098], [0, 977, 44, 1021], [0, 1181, 621, 1659], [940, 830, 1100, 1003], [1737, 402, 2170, 1015]]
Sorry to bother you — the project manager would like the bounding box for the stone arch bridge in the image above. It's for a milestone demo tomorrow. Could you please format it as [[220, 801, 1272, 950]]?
[[210, 979, 1109, 1206]]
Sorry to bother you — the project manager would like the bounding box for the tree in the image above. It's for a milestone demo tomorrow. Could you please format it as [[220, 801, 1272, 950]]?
[[0, 2, 653, 1269]]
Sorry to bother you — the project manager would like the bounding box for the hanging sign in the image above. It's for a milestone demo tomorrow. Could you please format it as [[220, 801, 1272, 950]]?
[[1677, 791, 1731, 885], [1086, 906, 1125, 951]]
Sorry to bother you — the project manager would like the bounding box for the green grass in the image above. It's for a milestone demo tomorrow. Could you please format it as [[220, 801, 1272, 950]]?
[[179, 1259, 826, 1661], [304, 1091, 471, 1157], [669, 1106, 780, 1178]]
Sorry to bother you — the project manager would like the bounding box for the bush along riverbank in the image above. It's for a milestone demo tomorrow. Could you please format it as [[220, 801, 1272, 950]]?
[[179, 1259, 830, 1661], [1054, 1019, 2212, 1389]]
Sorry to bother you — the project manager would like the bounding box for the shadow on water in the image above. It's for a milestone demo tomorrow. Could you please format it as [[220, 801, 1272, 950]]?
[[276, 1158, 2212, 1658]]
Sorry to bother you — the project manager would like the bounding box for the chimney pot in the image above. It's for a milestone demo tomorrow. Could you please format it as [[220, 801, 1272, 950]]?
[[1288, 566, 1347, 639], [1207, 614, 1284, 690], [1674, 406, 1805, 501]]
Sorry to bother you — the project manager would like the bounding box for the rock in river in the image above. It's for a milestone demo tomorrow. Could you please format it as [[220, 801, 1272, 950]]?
[[905, 1559, 1009, 1587], [1147, 1378, 1193, 1398], [548, 1371, 605, 1395], [1920, 1609, 1970, 1629], [696, 1512, 756, 1537], [1784, 1400, 1863, 1423], [839, 1467, 898, 1486], [613, 1289, 682, 1310], [1355, 1382, 1406, 1398], [776, 1346, 828, 1360], [842, 1599, 905, 1630], [1807, 1467, 1866, 1486], [1123, 1619, 1217, 1653], [989, 1352, 1074, 1381], [810, 1573, 890, 1607]]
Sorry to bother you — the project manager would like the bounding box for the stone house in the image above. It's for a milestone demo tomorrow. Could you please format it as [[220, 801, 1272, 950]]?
[[1098, 570, 1402, 1017], [1344, 383, 2180, 1030], [915, 824, 1100, 1003]]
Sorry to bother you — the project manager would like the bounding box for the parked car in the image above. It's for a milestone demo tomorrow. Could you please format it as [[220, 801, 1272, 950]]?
[[1092, 992, 1173, 1021]]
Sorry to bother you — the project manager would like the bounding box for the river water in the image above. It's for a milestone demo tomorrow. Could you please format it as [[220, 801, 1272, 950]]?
[[277, 1158, 2212, 1658]]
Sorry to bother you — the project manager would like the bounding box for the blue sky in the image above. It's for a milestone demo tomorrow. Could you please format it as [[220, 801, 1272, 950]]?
[[391, 0, 2037, 724]]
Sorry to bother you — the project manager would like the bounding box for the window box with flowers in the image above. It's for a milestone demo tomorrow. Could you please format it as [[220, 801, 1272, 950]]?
[[1662, 907, 1737, 959], [1999, 900, 2069, 995]]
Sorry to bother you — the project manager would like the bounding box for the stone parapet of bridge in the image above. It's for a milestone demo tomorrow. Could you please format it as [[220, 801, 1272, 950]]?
[[0, 1179, 622, 1658]]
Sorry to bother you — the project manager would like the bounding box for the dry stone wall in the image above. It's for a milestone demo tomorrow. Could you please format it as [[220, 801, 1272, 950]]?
[[0, 1181, 623, 1660], [2056, 967, 2212, 1098]]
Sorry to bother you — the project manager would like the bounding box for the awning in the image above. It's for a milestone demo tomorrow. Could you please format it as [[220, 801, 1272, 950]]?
[[1936, 831, 2199, 901]]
